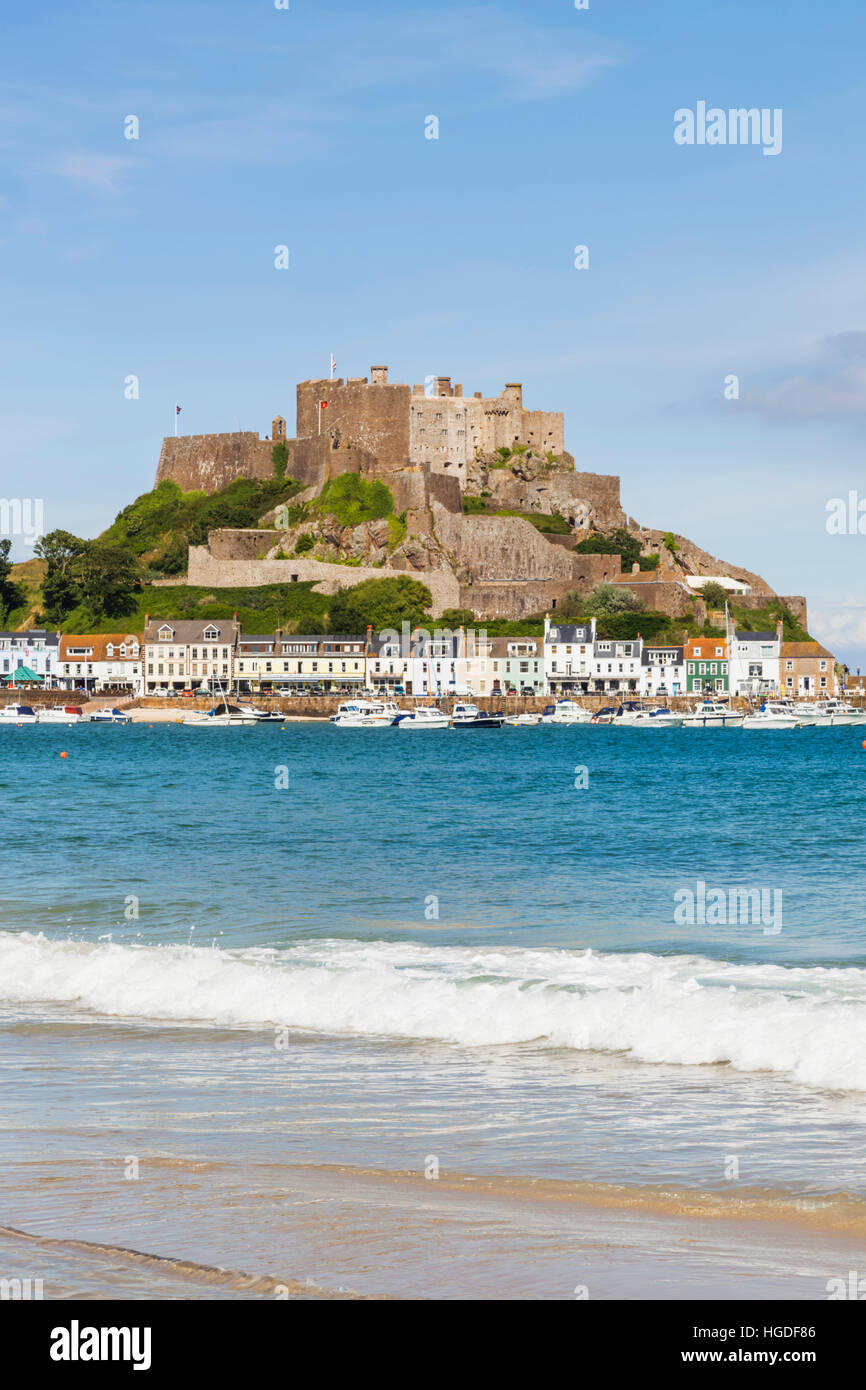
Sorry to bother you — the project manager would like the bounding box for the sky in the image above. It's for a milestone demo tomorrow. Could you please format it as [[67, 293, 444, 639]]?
[[2, 0, 866, 666]]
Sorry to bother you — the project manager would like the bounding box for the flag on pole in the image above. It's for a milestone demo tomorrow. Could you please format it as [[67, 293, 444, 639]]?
[[329, 354, 336, 379], [318, 399, 328, 435]]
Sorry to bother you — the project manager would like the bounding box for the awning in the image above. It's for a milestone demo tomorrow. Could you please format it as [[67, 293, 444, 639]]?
[[3, 666, 43, 682]]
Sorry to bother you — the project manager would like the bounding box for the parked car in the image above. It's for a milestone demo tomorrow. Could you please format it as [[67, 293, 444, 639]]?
[[180, 689, 194, 698], [393, 685, 406, 696], [152, 687, 169, 698]]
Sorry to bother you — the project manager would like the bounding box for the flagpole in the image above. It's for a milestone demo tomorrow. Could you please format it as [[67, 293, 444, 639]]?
[[174, 406, 178, 438], [318, 402, 322, 436]]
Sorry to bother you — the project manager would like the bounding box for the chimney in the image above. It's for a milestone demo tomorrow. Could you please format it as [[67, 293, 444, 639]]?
[[371, 366, 388, 385], [473, 391, 482, 399]]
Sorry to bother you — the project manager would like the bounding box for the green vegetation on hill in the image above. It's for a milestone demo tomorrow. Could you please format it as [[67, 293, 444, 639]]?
[[328, 576, 432, 633], [55, 582, 331, 636], [104, 477, 304, 574], [313, 474, 394, 528], [0, 541, 28, 626], [574, 527, 658, 571]]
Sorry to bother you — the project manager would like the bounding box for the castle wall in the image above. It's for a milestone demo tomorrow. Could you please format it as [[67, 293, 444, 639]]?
[[296, 377, 411, 473], [408, 386, 564, 482], [186, 545, 460, 617], [156, 433, 274, 494], [431, 504, 581, 584]]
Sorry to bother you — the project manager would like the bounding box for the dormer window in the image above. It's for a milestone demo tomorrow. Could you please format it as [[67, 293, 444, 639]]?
[[158, 626, 174, 641], [203, 626, 220, 640]]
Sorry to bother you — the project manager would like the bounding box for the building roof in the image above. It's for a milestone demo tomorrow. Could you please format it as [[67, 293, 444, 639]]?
[[0, 630, 60, 645], [780, 641, 834, 660], [734, 630, 778, 642], [144, 619, 239, 643], [685, 637, 728, 658], [546, 623, 593, 643], [60, 633, 142, 661], [641, 645, 684, 664]]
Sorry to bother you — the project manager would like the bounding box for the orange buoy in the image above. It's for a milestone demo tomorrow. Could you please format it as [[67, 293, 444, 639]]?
[[60, 751, 68, 759], [862, 740, 866, 750]]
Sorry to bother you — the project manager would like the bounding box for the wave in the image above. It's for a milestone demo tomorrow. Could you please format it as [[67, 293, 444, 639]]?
[[2, 931, 866, 1091], [0, 1225, 384, 1299]]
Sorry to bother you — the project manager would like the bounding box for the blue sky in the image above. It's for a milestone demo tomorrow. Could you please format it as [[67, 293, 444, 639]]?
[[2, 0, 866, 665]]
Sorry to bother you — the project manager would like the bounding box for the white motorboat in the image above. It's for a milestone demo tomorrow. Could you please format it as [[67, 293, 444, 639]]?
[[182, 704, 257, 726], [615, 704, 683, 728], [741, 701, 801, 730], [0, 704, 39, 724], [505, 712, 541, 727], [681, 701, 745, 728], [331, 699, 398, 727], [398, 706, 450, 730], [89, 707, 130, 724], [540, 699, 593, 725], [236, 702, 285, 723], [39, 705, 90, 724], [802, 700, 861, 727]]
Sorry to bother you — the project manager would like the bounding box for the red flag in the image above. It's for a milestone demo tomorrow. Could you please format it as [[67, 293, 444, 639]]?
[[319, 400, 328, 410]]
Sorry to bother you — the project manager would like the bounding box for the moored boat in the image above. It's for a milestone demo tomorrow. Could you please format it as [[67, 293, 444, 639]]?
[[450, 702, 504, 729], [39, 705, 90, 724], [0, 704, 39, 724], [331, 699, 398, 727], [680, 700, 745, 728], [540, 699, 593, 725], [398, 706, 450, 730], [741, 701, 801, 730]]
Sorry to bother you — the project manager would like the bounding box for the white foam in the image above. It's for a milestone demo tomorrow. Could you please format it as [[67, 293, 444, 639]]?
[[2, 931, 866, 1091]]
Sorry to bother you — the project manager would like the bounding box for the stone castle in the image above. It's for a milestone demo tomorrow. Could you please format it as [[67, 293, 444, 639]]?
[[154, 364, 805, 624]]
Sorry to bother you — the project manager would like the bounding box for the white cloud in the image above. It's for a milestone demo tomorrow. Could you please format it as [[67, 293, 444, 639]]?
[[46, 152, 139, 194]]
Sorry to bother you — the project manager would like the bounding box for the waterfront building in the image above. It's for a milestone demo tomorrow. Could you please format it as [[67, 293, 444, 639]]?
[[235, 632, 367, 692], [59, 633, 143, 693], [685, 637, 729, 694], [589, 636, 643, 694], [143, 616, 239, 693], [489, 636, 545, 695], [0, 630, 60, 686], [779, 641, 837, 698], [729, 624, 782, 697], [544, 617, 597, 694], [640, 644, 685, 697]]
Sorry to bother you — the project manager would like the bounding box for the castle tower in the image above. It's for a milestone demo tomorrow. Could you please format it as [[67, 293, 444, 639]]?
[[272, 415, 286, 442]]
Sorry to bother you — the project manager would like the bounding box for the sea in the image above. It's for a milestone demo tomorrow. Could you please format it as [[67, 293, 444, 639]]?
[[1, 719, 865, 1300]]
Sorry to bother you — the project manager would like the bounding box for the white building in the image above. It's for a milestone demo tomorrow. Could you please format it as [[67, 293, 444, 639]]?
[[640, 644, 685, 697], [0, 630, 60, 685], [544, 617, 597, 694], [729, 624, 783, 696], [59, 634, 143, 693]]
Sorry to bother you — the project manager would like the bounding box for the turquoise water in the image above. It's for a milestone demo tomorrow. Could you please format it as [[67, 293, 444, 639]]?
[[2, 721, 866, 1298]]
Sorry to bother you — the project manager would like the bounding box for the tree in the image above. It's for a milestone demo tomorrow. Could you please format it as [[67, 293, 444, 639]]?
[[0, 540, 26, 623], [574, 527, 646, 571], [328, 576, 433, 633], [34, 530, 89, 624], [579, 582, 644, 616], [72, 542, 141, 620], [663, 532, 679, 553], [696, 581, 728, 608]]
